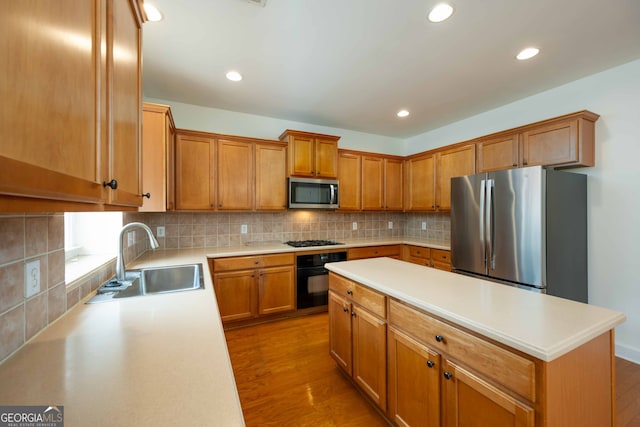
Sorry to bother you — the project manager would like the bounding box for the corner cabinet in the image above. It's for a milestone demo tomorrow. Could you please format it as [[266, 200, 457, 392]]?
[[0, 0, 144, 211], [329, 273, 387, 410], [140, 102, 176, 212], [279, 130, 339, 178], [211, 253, 295, 323]]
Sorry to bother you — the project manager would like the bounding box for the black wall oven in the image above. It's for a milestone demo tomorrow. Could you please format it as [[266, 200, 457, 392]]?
[[296, 251, 347, 309]]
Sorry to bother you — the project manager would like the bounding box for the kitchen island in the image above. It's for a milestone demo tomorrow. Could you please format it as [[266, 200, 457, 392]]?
[[325, 257, 626, 427]]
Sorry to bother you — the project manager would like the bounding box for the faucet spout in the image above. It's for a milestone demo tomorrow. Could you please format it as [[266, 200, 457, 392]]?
[[115, 222, 160, 282]]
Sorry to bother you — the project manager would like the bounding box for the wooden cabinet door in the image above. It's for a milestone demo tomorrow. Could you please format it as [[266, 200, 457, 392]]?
[[329, 291, 353, 375], [258, 265, 295, 315], [106, 0, 143, 207], [406, 155, 435, 211], [388, 328, 441, 427], [436, 144, 475, 211], [140, 103, 174, 212], [521, 119, 579, 167], [384, 158, 404, 210], [477, 134, 519, 172], [175, 133, 215, 210], [289, 135, 315, 177], [362, 156, 384, 210], [315, 138, 338, 178], [0, 0, 104, 206], [442, 360, 534, 427], [213, 270, 257, 322], [255, 143, 287, 210], [337, 152, 362, 211], [352, 305, 387, 409], [217, 139, 253, 210]]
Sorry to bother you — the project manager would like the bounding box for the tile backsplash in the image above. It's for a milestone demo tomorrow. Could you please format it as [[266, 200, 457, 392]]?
[[0, 210, 449, 363]]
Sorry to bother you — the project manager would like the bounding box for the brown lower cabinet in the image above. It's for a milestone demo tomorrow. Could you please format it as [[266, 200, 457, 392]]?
[[330, 272, 616, 427], [403, 245, 452, 271], [211, 253, 295, 322], [348, 245, 403, 260]]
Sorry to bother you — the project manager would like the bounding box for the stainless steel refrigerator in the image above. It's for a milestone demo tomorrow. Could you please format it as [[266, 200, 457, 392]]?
[[450, 166, 587, 302]]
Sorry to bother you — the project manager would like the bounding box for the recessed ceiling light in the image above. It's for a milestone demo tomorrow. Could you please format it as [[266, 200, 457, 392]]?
[[143, 3, 163, 22], [516, 47, 540, 60], [428, 3, 454, 23], [226, 71, 243, 82], [397, 110, 410, 118]]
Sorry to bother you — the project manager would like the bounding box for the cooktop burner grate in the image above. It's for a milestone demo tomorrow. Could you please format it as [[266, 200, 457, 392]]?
[[285, 240, 344, 247]]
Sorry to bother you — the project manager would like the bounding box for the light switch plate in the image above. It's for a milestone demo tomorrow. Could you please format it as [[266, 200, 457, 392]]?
[[352, 222, 358, 230], [241, 224, 248, 234], [127, 231, 135, 247], [157, 226, 165, 237], [25, 259, 41, 298], [388, 221, 393, 229], [421, 222, 427, 230]]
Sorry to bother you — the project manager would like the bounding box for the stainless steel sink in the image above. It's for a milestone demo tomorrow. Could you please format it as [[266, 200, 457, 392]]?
[[87, 264, 204, 303]]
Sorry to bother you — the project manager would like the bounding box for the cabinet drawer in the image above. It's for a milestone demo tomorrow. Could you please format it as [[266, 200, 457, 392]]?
[[407, 245, 431, 259], [348, 245, 402, 260], [329, 273, 386, 318], [213, 253, 294, 272], [431, 249, 450, 263], [389, 299, 535, 402]]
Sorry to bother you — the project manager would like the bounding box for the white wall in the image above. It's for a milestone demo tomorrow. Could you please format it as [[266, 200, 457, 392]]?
[[144, 98, 405, 156], [405, 59, 640, 363]]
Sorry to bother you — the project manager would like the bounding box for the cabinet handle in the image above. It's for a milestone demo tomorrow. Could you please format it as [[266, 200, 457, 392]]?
[[141, 192, 151, 199], [218, 204, 222, 207], [426, 360, 435, 368], [512, 163, 517, 167], [347, 289, 353, 295], [103, 179, 118, 190], [443, 371, 453, 380], [343, 306, 349, 313], [351, 311, 356, 317], [435, 335, 444, 342], [523, 161, 528, 166], [254, 261, 260, 265]]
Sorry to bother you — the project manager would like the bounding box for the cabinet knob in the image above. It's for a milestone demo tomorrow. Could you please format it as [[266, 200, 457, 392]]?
[[103, 179, 118, 190], [218, 204, 222, 207], [435, 335, 444, 343], [254, 261, 260, 265], [523, 161, 528, 166], [426, 360, 435, 368], [347, 289, 353, 295], [343, 306, 349, 313], [512, 163, 517, 167], [141, 192, 151, 199], [351, 311, 356, 317], [443, 371, 453, 380]]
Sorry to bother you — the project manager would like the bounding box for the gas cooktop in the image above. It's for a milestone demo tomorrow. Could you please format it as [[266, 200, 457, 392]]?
[[285, 240, 344, 248]]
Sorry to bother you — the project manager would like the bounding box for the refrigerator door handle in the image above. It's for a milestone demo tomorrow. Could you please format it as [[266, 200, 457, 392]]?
[[480, 179, 486, 268], [486, 179, 495, 270]]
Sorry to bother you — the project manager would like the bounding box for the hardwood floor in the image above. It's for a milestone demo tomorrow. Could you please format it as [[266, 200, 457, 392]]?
[[225, 313, 640, 427]]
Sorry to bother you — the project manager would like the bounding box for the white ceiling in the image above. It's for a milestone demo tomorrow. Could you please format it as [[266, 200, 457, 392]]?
[[142, 0, 640, 139]]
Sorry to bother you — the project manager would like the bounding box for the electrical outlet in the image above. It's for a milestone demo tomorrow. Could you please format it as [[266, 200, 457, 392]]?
[[421, 221, 427, 230], [127, 231, 135, 247], [25, 260, 41, 298], [157, 226, 165, 237], [388, 221, 393, 229], [352, 222, 358, 230], [241, 224, 248, 234]]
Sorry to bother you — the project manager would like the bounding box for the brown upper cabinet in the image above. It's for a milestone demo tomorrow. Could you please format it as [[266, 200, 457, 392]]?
[[406, 144, 476, 212], [175, 130, 287, 211], [279, 130, 340, 178], [337, 151, 362, 211], [0, 0, 144, 211], [362, 155, 404, 211], [477, 110, 599, 172], [140, 103, 176, 212]]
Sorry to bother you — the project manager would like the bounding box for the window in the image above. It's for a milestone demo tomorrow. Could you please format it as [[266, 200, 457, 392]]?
[[64, 212, 123, 284]]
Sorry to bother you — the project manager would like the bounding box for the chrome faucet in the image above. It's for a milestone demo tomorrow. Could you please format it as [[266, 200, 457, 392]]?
[[115, 222, 160, 282]]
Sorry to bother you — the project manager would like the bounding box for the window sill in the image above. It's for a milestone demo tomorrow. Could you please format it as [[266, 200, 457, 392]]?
[[65, 254, 116, 286]]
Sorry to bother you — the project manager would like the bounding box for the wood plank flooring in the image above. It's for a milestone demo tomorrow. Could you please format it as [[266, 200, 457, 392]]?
[[224, 313, 640, 427]]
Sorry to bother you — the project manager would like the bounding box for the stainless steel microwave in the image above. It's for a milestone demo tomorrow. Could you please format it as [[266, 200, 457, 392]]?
[[288, 177, 339, 209]]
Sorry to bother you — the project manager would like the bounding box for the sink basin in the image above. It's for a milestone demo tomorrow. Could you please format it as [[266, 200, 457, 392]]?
[[87, 264, 204, 303]]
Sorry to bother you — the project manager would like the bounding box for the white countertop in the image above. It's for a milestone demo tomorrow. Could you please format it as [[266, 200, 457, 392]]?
[[325, 257, 626, 361], [0, 239, 449, 426]]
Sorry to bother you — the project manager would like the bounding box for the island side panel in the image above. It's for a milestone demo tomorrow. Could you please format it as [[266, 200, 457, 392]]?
[[540, 330, 614, 427]]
